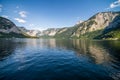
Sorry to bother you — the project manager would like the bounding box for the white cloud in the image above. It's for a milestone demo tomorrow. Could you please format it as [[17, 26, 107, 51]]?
[[2, 15, 9, 18], [0, 4, 3, 12], [110, 0, 120, 8], [19, 11, 27, 18], [29, 24, 34, 27], [14, 18, 26, 23]]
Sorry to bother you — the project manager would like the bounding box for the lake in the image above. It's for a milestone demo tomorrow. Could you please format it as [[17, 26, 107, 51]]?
[[0, 39, 120, 80]]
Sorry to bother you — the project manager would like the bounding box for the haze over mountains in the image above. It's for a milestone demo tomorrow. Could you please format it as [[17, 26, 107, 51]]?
[[0, 11, 120, 39]]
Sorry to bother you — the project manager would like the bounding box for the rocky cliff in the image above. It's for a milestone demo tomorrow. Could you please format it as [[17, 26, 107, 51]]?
[[42, 28, 60, 36], [0, 17, 28, 38], [72, 12, 119, 37], [96, 12, 120, 40], [19, 27, 41, 37], [41, 11, 120, 39], [1, 11, 120, 39]]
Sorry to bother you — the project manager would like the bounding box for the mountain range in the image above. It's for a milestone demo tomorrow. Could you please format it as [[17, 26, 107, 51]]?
[[0, 11, 120, 40]]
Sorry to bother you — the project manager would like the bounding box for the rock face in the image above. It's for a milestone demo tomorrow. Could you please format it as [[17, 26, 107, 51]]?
[[42, 11, 120, 39], [55, 26, 78, 38], [0, 17, 27, 38], [97, 12, 120, 39], [0, 17, 22, 34], [19, 27, 41, 37], [72, 12, 120, 38], [27, 30, 41, 37], [24, 12, 120, 39], [104, 12, 120, 30], [19, 27, 60, 37], [42, 28, 60, 36], [18, 27, 28, 33], [1, 11, 120, 39]]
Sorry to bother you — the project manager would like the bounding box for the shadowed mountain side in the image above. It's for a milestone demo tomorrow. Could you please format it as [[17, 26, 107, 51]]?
[[0, 11, 120, 39], [39, 11, 120, 40], [0, 17, 30, 38]]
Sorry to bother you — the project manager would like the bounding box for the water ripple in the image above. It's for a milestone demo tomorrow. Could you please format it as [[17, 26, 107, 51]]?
[[0, 39, 120, 80]]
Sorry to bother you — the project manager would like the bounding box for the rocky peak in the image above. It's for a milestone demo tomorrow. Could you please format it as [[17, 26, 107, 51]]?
[[0, 17, 21, 34], [104, 12, 120, 30], [42, 28, 60, 36], [72, 12, 120, 37]]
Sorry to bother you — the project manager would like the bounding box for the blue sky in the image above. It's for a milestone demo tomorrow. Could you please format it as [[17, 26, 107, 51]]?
[[0, 0, 120, 30]]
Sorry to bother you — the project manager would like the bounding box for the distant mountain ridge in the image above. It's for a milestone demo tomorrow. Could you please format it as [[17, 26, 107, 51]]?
[[0, 11, 120, 39], [18, 27, 41, 37]]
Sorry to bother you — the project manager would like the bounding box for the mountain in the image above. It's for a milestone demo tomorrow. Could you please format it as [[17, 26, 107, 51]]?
[[55, 26, 78, 38], [41, 11, 120, 40], [72, 12, 119, 37], [26, 11, 120, 40], [19, 27, 41, 37], [0, 17, 40, 38], [0, 17, 28, 38], [42, 28, 59, 37], [1, 11, 120, 39], [95, 12, 120, 40]]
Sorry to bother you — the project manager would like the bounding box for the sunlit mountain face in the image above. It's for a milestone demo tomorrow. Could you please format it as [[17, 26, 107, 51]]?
[[0, 0, 120, 30], [0, 0, 120, 80]]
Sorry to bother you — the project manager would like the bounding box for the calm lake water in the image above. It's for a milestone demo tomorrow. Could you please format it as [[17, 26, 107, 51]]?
[[0, 39, 120, 80]]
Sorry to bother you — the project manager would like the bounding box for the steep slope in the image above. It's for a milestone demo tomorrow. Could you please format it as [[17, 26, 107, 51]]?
[[55, 26, 79, 38], [1, 11, 119, 39], [19, 27, 59, 38], [72, 12, 120, 38], [22, 11, 119, 39], [42, 28, 59, 37], [50, 11, 120, 39], [0, 17, 28, 38], [96, 13, 120, 40], [19, 27, 41, 37]]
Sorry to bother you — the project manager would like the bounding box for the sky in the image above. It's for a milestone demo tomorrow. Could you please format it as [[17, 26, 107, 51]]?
[[0, 0, 120, 30]]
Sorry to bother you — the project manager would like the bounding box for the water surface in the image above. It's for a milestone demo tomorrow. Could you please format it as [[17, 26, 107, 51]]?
[[0, 39, 120, 80]]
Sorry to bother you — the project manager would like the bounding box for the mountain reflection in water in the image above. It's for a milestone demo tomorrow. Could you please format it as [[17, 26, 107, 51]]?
[[0, 39, 120, 80]]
